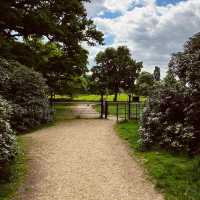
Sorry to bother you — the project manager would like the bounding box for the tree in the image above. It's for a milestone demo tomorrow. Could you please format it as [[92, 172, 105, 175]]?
[[92, 46, 142, 101], [153, 66, 160, 81], [169, 32, 200, 90], [0, 0, 104, 98], [163, 70, 177, 87], [135, 71, 154, 96], [0, 0, 103, 47]]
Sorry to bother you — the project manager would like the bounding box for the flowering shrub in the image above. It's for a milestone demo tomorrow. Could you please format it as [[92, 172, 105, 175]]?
[[0, 57, 52, 133], [140, 33, 200, 155], [0, 96, 16, 164], [139, 86, 196, 154]]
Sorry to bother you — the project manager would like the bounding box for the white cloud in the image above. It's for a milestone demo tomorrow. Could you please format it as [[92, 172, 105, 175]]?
[[85, 0, 200, 75]]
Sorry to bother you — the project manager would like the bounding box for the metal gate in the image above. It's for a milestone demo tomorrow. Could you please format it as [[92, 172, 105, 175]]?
[[105, 101, 146, 121], [53, 100, 146, 121]]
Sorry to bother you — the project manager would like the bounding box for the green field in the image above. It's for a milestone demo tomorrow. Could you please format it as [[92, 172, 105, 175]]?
[[116, 121, 200, 200], [54, 93, 147, 102], [74, 94, 129, 101]]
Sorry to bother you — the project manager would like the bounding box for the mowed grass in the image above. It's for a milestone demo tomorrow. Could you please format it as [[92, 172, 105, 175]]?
[[0, 137, 27, 200], [54, 94, 147, 103], [74, 93, 130, 101], [116, 121, 200, 200]]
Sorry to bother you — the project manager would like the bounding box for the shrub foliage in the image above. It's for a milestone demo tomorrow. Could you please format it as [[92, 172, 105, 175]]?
[[0, 95, 16, 164], [140, 33, 200, 155], [0, 57, 51, 133]]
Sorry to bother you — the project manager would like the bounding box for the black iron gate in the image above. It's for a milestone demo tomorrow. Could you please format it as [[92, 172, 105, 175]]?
[[53, 100, 146, 121]]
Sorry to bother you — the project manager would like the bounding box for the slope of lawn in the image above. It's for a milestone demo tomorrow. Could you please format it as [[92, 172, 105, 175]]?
[[116, 121, 200, 200]]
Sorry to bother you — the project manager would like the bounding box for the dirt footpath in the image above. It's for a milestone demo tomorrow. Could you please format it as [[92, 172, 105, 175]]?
[[18, 119, 163, 200]]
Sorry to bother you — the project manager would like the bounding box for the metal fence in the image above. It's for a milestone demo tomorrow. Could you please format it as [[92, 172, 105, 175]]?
[[53, 100, 147, 121], [105, 101, 146, 121]]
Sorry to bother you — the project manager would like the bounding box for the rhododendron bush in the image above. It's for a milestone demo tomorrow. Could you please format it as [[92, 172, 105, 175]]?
[[139, 33, 200, 155], [0, 96, 16, 164], [0, 57, 52, 133]]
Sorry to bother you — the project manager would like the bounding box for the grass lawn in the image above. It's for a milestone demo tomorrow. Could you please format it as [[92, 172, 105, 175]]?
[[116, 121, 200, 200], [54, 94, 147, 103], [0, 137, 27, 200], [73, 93, 130, 101]]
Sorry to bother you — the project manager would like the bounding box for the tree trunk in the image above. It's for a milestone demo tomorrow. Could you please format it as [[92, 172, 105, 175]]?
[[50, 91, 54, 107], [113, 92, 118, 102], [100, 93, 104, 101]]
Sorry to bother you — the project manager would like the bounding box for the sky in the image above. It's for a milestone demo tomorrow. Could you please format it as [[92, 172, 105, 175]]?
[[84, 0, 200, 76]]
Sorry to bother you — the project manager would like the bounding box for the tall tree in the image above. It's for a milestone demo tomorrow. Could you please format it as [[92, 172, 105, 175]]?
[[153, 66, 160, 81], [169, 32, 200, 90], [0, 0, 104, 98], [163, 70, 177, 87], [0, 0, 103, 47], [135, 71, 154, 96], [92, 46, 142, 101]]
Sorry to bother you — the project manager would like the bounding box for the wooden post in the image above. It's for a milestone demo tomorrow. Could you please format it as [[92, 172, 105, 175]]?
[[50, 91, 53, 108]]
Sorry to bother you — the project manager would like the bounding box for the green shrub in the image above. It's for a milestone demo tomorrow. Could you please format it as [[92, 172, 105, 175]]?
[[0, 95, 16, 164], [139, 86, 195, 153], [0, 57, 52, 133], [140, 33, 200, 155]]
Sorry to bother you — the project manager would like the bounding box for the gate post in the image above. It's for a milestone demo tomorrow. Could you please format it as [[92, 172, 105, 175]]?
[[128, 95, 131, 120], [105, 101, 108, 119], [100, 99, 104, 119], [116, 103, 119, 122]]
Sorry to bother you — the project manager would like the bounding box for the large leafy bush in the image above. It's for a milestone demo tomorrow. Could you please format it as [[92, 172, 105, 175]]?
[[140, 33, 200, 155], [139, 86, 195, 153], [0, 96, 16, 164], [0, 58, 51, 133]]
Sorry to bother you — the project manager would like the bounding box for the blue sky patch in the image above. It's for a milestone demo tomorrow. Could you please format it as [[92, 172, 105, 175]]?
[[156, 0, 185, 6], [100, 11, 121, 19], [104, 34, 115, 45]]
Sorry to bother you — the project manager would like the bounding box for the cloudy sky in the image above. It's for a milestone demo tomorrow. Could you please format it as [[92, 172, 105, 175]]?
[[84, 0, 200, 76]]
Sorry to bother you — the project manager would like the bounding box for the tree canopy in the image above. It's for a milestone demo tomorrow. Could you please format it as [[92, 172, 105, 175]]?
[[0, 0, 103, 47], [169, 32, 200, 90], [153, 66, 160, 81], [135, 71, 154, 96], [0, 0, 104, 97], [91, 46, 142, 101]]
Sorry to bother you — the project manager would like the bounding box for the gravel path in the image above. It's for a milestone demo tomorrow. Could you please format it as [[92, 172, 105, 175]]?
[[18, 119, 163, 200]]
